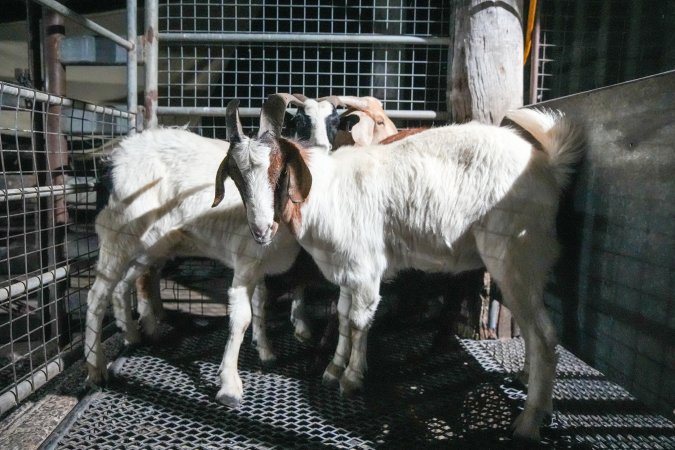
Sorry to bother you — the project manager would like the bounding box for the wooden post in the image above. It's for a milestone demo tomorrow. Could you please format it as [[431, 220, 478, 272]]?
[[449, 0, 524, 124], [448, 0, 524, 339]]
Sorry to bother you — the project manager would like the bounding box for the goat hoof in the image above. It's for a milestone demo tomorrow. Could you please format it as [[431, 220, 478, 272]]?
[[124, 327, 142, 346], [294, 328, 313, 345], [339, 369, 363, 397], [260, 355, 277, 370], [516, 369, 529, 386], [140, 318, 161, 341], [86, 362, 108, 387], [215, 389, 242, 408], [322, 362, 344, 387], [511, 409, 543, 442]]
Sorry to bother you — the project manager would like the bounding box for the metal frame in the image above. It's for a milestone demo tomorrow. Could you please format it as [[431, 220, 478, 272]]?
[[145, 0, 452, 127], [0, 1, 137, 416]]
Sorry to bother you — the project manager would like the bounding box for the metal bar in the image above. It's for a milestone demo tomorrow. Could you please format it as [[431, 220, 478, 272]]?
[[31, 0, 134, 51], [0, 84, 133, 118], [0, 358, 64, 417], [127, 0, 138, 134], [0, 184, 93, 202], [0, 266, 70, 303], [144, 0, 159, 128], [43, 8, 69, 345], [158, 32, 451, 46], [528, 0, 541, 104], [156, 106, 448, 121]]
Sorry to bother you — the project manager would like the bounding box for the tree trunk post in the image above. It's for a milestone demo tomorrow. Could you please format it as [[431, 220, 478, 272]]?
[[448, 0, 524, 339]]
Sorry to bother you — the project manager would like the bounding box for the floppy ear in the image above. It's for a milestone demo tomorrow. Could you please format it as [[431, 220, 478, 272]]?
[[212, 154, 230, 207], [333, 129, 355, 148], [278, 139, 312, 203], [348, 111, 375, 146]]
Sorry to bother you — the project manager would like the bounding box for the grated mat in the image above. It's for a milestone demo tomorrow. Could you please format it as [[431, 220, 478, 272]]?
[[41, 318, 674, 449]]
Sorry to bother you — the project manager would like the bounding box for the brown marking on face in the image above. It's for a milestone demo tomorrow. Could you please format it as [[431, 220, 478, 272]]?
[[379, 127, 427, 145], [267, 144, 283, 189]]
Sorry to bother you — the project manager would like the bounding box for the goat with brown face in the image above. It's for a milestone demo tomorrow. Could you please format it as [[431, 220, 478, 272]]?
[[215, 99, 584, 442], [84, 93, 344, 410]]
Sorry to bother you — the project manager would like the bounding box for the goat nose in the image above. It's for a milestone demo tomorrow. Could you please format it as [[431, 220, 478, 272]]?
[[251, 224, 269, 241]]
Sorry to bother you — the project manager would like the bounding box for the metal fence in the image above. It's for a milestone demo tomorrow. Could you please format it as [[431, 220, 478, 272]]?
[[0, 82, 134, 414], [0, 0, 138, 415], [531, 0, 675, 102], [152, 0, 452, 136]]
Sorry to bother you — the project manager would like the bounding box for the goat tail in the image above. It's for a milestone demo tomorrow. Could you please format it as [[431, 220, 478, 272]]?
[[505, 108, 585, 190]]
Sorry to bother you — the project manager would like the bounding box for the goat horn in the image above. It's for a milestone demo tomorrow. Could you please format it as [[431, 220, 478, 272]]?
[[291, 92, 309, 102], [212, 153, 229, 208], [334, 96, 371, 111], [258, 93, 305, 138], [225, 99, 244, 143], [317, 95, 344, 109]]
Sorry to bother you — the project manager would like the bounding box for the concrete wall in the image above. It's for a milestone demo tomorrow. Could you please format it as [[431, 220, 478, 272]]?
[[540, 71, 674, 415]]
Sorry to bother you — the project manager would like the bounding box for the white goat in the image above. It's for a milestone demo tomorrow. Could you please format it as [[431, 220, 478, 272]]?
[[85, 94, 331, 406], [215, 103, 584, 441], [115, 94, 394, 351], [107, 94, 339, 351], [88, 93, 392, 406]]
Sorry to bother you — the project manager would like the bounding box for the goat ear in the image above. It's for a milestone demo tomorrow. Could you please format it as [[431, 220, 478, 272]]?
[[279, 139, 312, 203], [212, 154, 230, 207], [333, 130, 355, 148], [348, 111, 375, 146]]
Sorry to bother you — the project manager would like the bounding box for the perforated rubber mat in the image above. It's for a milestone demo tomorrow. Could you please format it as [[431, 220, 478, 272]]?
[[42, 318, 674, 449]]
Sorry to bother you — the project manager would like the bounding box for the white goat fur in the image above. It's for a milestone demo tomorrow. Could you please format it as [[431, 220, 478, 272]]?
[[226, 108, 584, 441], [87, 96, 381, 406], [125, 98, 337, 344], [84, 128, 301, 406]]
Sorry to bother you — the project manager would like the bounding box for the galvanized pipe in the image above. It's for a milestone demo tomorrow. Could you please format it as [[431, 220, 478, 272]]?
[[127, 0, 138, 134], [0, 184, 91, 202], [159, 32, 451, 46], [144, 0, 159, 128], [0, 84, 133, 118], [528, 0, 541, 104], [31, 0, 134, 50], [0, 266, 70, 303], [0, 358, 64, 417], [156, 106, 448, 121]]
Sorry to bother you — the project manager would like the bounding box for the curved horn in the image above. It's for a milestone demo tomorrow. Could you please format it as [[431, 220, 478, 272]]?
[[316, 95, 344, 109], [212, 154, 230, 208], [225, 99, 243, 142], [258, 93, 306, 138], [334, 95, 371, 111], [291, 92, 309, 102]]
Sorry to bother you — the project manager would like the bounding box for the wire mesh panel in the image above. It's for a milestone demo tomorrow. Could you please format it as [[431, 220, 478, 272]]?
[[0, 81, 134, 414], [151, 0, 451, 306], [157, 0, 451, 131], [533, 0, 675, 102]]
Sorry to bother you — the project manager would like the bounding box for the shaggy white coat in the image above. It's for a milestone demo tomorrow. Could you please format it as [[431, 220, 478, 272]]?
[[229, 108, 584, 441], [84, 128, 300, 406]]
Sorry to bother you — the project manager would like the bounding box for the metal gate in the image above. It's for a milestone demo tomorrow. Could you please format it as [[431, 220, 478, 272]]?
[[0, 0, 138, 416]]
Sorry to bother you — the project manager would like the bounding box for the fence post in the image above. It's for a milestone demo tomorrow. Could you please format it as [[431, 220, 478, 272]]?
[[43, 9, 69, 344], [127, 0, 138, 134], [144, 0, 158, 128]]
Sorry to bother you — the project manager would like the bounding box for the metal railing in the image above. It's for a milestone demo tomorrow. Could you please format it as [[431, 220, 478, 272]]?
[[0, 0, 137, 416], [147, 0, 453, 131]]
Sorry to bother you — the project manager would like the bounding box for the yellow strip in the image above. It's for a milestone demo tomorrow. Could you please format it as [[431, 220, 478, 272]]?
[[524, 0, 538, 64]]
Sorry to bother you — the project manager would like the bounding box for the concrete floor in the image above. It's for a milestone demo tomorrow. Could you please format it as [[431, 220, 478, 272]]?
[[0, 334, 124, 450]]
